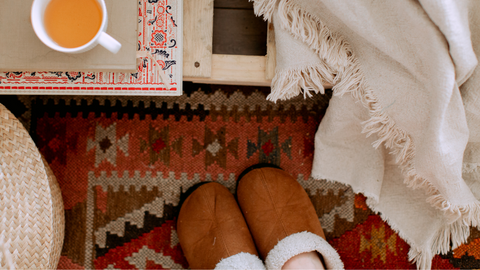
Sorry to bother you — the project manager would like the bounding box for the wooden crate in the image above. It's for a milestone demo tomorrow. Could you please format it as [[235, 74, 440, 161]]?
[[182, 0, 275, 86]]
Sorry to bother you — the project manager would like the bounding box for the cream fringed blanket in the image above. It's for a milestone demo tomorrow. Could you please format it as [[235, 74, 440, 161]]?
[[253, 0, 480, 269]]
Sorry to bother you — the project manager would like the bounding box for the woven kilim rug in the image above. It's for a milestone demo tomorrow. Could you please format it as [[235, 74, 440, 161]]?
[[1, 83, 479, 269]]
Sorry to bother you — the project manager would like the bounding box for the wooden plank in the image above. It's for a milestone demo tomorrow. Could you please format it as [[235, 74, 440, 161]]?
[[183, 54, 271, 86], [182, 54, 333, 88], [214, 0, 253, 9], [213, 8, 267, 55], [183, 0, 214, 78], [265, 22, 276, 80]]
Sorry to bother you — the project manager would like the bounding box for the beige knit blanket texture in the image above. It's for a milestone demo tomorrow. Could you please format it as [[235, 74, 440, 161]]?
[[253, 0, 480, 269]]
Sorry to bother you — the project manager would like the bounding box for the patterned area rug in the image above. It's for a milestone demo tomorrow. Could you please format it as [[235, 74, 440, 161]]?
[[1, 83, 479, 269]]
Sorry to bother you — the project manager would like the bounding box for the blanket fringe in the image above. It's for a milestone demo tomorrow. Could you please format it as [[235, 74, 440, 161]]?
[[251, 0, 278, 21], [409, 220, 470, 270], [268, 65, 333, 102], [367, 196, 434, 270], [254, 0, 480, 267], [367, 198, 470, 270]]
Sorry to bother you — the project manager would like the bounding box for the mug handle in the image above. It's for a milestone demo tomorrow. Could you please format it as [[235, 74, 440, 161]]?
[[98, 32, 122, 54]]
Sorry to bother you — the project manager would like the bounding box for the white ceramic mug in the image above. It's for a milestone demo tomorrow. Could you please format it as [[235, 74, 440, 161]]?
[[31, 0, 122, 54]]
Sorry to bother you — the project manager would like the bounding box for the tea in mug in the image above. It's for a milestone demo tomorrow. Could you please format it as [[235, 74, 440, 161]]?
[[44, 0, 102, 48]]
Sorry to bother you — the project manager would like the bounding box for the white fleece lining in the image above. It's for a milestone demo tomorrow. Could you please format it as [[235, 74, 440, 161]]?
[[265, 231, 344, 270], [215, 252, 266, 270]]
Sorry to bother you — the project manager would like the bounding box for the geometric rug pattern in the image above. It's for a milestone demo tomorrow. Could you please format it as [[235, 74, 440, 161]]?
[[1, 82, 478, 269]]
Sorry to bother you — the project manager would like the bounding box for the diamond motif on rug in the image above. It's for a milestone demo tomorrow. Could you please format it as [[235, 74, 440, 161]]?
[[87, 123, 129, 167]]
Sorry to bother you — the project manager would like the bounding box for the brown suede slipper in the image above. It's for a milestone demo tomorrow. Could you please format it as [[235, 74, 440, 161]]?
[[177, 182, 265, 269], [236, 165, 344, 269]]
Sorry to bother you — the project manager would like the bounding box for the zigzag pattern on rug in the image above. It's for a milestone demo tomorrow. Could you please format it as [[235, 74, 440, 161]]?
[[0, 83, 477, 269]]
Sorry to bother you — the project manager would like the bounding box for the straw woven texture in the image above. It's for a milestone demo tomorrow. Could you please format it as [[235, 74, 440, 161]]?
[[0, 103, 65, 269]]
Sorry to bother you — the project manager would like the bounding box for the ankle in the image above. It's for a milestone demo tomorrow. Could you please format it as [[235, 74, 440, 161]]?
[[281, 251, 325, 269]]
